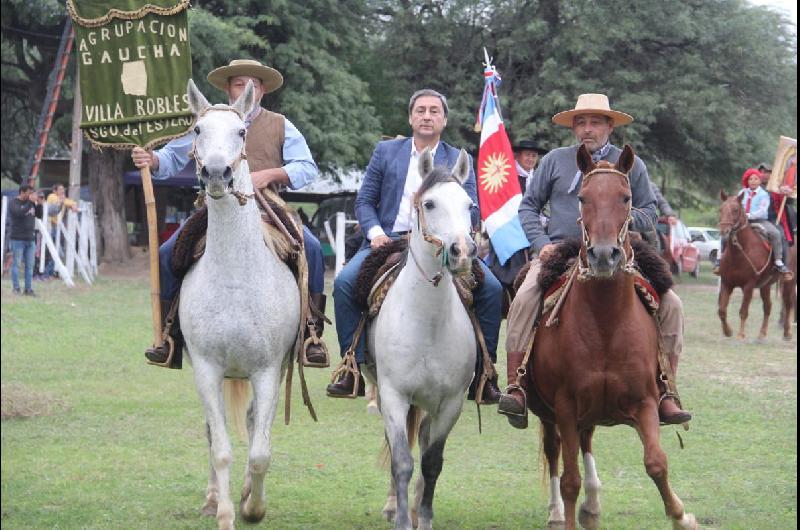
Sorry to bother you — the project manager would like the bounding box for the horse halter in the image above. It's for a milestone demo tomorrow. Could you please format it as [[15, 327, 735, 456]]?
[[719, 199, 747, 239], [576, 167, 635, 278], [189, 106, 252, 206]]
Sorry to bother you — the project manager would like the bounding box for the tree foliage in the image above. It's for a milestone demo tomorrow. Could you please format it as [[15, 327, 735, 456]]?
[[1, 0, 797, 201]]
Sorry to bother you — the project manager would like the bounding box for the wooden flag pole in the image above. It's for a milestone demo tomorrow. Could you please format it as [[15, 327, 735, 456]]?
[[775, 195, 788, 227], [141, 165, 162, 346]]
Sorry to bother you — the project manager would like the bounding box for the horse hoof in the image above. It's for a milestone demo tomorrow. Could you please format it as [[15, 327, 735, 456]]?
[[201, 502, 218, 517], [239, 505, 266, 523], [382, 508, 396, 523], [783, 334, 793, 341], [546, 521, 565, 529], [578, 505, 601, 530], [672, 512, 698, 530]]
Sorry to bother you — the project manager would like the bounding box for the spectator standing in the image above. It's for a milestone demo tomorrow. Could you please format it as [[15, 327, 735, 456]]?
[[8, 185, 43, 295]]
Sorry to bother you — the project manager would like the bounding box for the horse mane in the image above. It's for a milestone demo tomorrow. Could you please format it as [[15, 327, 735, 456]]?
[[530, 238, 673, 296], [414, 165, 460, 203]]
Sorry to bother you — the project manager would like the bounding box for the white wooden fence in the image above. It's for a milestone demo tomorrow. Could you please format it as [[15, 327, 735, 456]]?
[[2, 197, 98, 287]]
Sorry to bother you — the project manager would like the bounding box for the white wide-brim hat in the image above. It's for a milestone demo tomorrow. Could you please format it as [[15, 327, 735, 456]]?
[[552, 93, 633, 127], [207, 59, 284, 94]]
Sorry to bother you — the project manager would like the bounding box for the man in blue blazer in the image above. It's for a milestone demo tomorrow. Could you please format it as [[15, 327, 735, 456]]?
[[327, 89, 503, 402]]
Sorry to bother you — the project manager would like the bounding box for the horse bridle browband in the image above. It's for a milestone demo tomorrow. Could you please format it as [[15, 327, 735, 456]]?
[[575, 167, 635, 278], [189, 106, 251, 206]]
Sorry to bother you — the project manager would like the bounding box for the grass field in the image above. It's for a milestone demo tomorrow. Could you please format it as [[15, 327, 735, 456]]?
[[1, 258, 796, 529]]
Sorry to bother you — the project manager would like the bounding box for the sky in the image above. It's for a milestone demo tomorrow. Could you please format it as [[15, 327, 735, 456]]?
[[750, 0, 797, 25]]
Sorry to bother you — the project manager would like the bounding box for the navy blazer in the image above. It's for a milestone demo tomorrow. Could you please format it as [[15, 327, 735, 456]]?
[[355, 138, 479, 241]]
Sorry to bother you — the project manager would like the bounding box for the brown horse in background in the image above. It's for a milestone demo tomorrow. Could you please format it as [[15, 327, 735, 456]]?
[[717, 192, 783, 340], [524, 145, 696, 530]]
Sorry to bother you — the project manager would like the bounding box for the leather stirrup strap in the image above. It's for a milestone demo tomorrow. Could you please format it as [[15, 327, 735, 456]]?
[[146, 295, 181, 368]]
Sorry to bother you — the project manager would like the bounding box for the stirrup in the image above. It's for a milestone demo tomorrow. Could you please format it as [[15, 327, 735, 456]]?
[[498, 384, 528, 415], [301, 323, 330, 368], [146, 336, 176, 368], [328, 353, 361, 399]]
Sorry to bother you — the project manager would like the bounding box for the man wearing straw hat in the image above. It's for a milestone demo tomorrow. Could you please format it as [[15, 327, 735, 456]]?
[[498, 93, 692, 428], [132, 59, 330, 369]]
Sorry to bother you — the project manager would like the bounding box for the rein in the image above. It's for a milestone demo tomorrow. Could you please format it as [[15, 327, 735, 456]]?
[[575, 167, 636, 279], [190, 106, 250, 206], [409, 195, 450, 286]]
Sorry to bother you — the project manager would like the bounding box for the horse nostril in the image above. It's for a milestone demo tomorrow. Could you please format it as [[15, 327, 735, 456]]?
[[224, 167, 232, 179], [201, 166, 209, 178], [450, 242, 461, 257]]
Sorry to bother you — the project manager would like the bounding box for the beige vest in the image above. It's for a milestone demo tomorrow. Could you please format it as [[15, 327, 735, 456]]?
[[246, 107, 285, 172]]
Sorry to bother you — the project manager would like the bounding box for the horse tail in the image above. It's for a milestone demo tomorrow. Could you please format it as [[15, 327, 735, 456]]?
[[223, 378, 251, 440], [378, 405, 424, 469]]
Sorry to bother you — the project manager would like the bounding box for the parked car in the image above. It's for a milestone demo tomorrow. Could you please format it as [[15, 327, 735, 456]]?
[[656, 217, 701, 277], [688, 226, 721, 263]]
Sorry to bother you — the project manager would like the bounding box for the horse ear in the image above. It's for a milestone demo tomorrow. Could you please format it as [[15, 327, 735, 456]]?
[[720, 189, 728, 201], [187, 79, 210, 115], [616, 144, 635, 174], [576, 144, 593, 174], [232, 80, 257, 117], [451, 149, 470, 185], [418, 147, 434, 178]]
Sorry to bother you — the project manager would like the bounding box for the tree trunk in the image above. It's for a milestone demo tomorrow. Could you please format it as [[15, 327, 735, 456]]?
[[88, 147, 131, 263]]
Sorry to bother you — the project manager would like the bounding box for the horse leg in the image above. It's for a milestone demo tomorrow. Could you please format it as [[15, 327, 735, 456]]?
[[417, 398, 463, 530], [202, 422, 220, 517], [555, 403, 581, 530], [737, 286, 755, 340], [634, 403, 697, 530], [239, 368, 281, 523], [192, 359, 235, 530], [380, 389, 413, 530], [541, 420, 565, 527], [757, 284, 772, 341], [717, 283, 734, 337], [412, 413, 432, 529], [578, 428, 601, 530], [382, 474, 398, 523]]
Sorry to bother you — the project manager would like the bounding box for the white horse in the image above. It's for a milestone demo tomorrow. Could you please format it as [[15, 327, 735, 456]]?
[[363, 148, 478, 530], [179, 79, 300, 530]]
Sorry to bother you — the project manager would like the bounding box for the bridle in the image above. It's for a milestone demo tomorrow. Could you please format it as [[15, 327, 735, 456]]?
[[189, 106, 252, 206], [575, 167, 635, 279], [720, 197, 770, 275], [719, 198, 747, 239], [408, 179, 464, 287]]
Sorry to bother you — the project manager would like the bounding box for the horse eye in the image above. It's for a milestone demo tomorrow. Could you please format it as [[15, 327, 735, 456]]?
[[239, 129, 246, 138], [577, 196, 585, 204], [194, 126, 200, 135], [423, 200, 435, 210], [623, 195, 631, 203]]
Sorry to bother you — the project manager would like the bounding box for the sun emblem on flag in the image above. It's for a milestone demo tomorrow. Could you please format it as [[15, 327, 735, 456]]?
[[480, 153, 510, 194]]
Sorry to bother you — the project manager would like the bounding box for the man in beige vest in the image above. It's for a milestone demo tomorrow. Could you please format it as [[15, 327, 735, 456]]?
[[498, 94, 691, 428], [132, 59, 329, 369]]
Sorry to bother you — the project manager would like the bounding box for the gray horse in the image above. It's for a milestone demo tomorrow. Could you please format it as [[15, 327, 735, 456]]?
[[180, 79, 300, 530], [363, 148, 477, 530]]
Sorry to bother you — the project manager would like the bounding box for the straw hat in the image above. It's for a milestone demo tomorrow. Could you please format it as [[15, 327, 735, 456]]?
[[207, 59, 284, 94], [552, 93, 633, 127]]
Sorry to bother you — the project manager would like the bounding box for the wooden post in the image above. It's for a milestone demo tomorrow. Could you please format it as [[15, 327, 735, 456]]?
[[39, 197, 48, 274], [776, 195, 788, 228], [141, 166, 162, 346], [69, 69, 83, 201]]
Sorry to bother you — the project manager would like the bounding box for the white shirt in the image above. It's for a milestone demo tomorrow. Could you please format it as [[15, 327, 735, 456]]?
[[367, 141, 440, 240]]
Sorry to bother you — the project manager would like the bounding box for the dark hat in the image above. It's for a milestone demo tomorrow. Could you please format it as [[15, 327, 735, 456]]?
[[512, 139, 548, 155], [758, 162, 773, 172]]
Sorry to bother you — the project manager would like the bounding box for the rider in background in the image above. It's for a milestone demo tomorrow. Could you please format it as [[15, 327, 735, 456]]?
[[738, 168, 790, 274]]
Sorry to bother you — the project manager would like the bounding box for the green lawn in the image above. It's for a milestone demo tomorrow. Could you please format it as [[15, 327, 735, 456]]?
[[1, 262, 796, 529]]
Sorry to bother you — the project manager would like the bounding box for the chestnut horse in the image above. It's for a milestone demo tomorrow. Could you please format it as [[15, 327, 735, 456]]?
[[525, 145, 696, 529], [717, 191, 785, 340]]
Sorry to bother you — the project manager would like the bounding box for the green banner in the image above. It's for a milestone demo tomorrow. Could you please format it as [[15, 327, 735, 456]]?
[[68, 1, 194, 149]]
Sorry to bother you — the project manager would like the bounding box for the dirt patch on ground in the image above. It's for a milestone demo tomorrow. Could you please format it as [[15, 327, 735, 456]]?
[[1, 382, 69, 419], [97, 246, 152, 280]]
